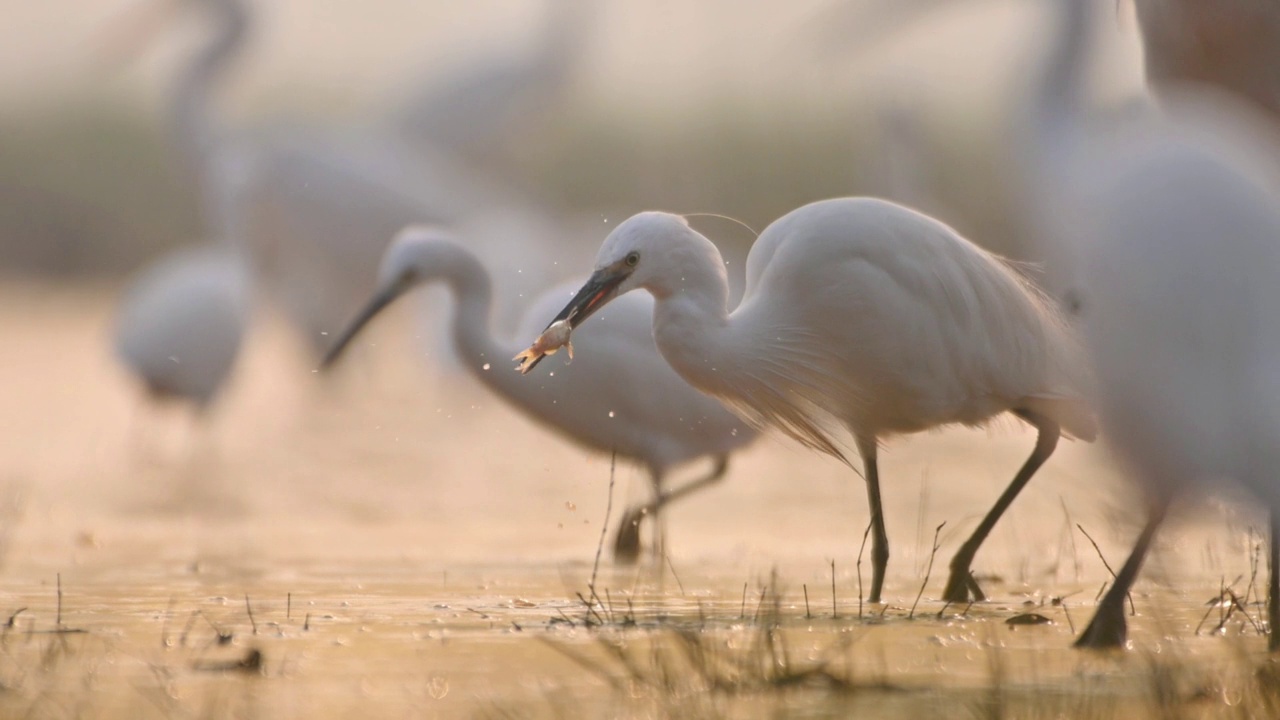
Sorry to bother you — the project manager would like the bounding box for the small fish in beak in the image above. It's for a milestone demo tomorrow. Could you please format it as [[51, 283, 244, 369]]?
[[514, 319, 575, 373], [514, 262, 631, 374]]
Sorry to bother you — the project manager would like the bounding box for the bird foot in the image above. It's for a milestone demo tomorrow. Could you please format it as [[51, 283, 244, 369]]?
[[941, 570, 986, 605], [1074, 601, 1128, 649], [611, 507, 647, 564]]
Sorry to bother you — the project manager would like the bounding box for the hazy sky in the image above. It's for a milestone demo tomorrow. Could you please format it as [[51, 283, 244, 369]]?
[[2, 0, 1144, 116]]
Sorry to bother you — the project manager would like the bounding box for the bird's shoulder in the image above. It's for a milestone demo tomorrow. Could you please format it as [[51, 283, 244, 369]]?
[[747, 197, 999, 298]]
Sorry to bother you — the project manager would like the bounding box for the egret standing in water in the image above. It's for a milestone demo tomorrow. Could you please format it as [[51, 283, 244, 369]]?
[[1057, 97, 1280, 651], [113, 0, 252, 410], [518, 198, 1096, 603], [322, 227, 759, 562]]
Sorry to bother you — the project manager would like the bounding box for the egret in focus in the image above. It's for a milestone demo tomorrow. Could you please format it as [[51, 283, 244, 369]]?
[[1056, 95, 1280, 650], [322, 226, 759, 562], [518, 198, 1096, 603]]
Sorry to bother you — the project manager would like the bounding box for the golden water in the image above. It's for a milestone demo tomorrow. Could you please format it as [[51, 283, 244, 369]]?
[[0, 281, 1273, 718]]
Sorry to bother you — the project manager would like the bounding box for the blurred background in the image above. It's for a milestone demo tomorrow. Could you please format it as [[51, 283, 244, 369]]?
[[0, 0, 1149, 277], [5, 2, 1280, 715], [0, 0, 1189, 577]]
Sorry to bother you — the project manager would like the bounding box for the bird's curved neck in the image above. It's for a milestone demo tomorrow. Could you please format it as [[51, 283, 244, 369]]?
[[1033, 0, 1093, 132], [433, 247, 535, 402], [647, 245, 737, 397], [172, 0, 248, 189]]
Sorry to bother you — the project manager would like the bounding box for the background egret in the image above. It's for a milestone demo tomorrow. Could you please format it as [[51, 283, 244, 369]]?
[[112, 0, 251, 411], [323, 226, 759, 562]]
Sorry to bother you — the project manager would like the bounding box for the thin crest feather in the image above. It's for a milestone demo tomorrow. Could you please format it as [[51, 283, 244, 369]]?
[[681, 212, 760, 239]]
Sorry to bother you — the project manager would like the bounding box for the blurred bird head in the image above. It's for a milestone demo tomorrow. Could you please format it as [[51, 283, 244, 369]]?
[[319, 226, 461, 370]]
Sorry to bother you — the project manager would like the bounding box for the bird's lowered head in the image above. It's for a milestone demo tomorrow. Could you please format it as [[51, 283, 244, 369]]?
[[319, 225, 467, 369], [546, 212, 724, 331], [514, 211, 726, 374]]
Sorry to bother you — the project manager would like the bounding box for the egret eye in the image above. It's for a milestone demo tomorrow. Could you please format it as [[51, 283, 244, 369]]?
[[625, 252, 640, 267]]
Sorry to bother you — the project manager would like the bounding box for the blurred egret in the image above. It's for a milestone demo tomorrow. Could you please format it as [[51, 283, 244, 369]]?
[[1007, 0, 1119, 309], [1019, 0, 1280, 649], [1058, 93, 1280, 650], [322, 227, 759, 562], [117, 0, 577, 358], [113, 0, 251, 409], [519, 198, 1096, 603], [114, 245, 249, 408]]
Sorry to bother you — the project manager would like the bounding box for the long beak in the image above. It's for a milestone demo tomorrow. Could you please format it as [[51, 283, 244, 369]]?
[[319, 284, 402, 370], [552, 267, 628, 330], [521, 266, 627, 373]]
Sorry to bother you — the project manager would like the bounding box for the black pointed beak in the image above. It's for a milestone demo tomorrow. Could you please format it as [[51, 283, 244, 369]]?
[[554, 267, 628, 330], [520, 266, 627, 373], [318, 284, 402, 370]]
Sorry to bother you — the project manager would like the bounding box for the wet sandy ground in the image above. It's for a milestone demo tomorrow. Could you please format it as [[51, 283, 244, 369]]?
[[1, 281, 1276, 718]]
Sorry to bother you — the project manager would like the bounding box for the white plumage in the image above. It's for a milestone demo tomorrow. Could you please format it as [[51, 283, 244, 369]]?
[[112, 0, 251, 410], [114, 245, 249, 407], [1062, 93, 1280, 648], [322, 227, 759, 562], [526, 197, 1095, 602]]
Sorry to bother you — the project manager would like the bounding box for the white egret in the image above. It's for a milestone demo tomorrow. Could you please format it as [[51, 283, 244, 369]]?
[[518, 198, 1096, 603], [118, 0, 579, 359], [321, 226, 759, 562], [114, 244, 248, 408], [1006, 0, 1121, 310], [1055, 95, 1280, 649], [113, 0, 251, 409], [244, 133, 585, 357]]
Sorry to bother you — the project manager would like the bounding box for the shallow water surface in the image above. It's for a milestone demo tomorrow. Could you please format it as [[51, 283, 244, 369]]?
[[1, 282, 1275, 718]]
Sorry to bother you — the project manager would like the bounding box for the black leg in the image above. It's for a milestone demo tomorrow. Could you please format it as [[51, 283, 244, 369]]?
[[612, 456, 732, 564], [613, 468, 663, 565], [1269, 506, 1279, 653], [942, 409, 1060, 603], [857, 436, 890, 604], [1074, 501, 1168, 649]]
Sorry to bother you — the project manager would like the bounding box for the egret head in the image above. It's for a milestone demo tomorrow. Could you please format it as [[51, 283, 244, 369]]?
[[319, 226, 457, 369], [513, 211, 725, 373], [543, 212, 702, 330]]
